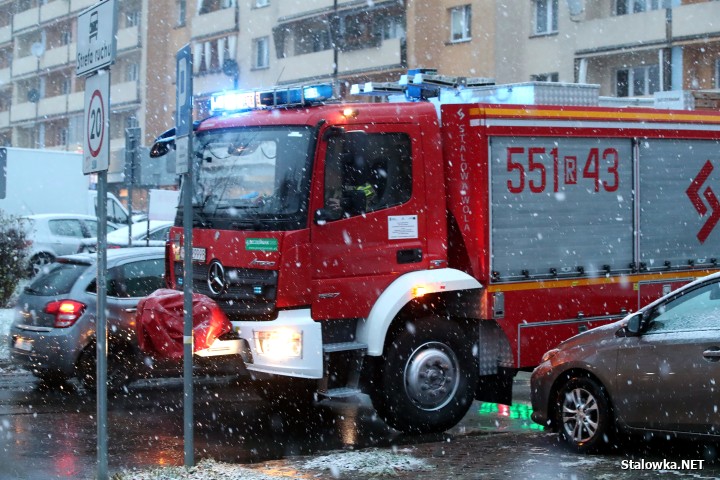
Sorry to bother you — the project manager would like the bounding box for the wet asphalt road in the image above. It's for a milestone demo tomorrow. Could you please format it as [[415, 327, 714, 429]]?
[[0, 368, 719, 479]]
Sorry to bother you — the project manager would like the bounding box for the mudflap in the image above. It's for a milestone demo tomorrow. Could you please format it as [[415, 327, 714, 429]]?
[[475, 367, 515, 405]]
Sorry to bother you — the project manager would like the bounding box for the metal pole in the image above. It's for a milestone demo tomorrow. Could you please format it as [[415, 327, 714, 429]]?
[[182, 136, 194, 467], [96, 169, 108, 480]]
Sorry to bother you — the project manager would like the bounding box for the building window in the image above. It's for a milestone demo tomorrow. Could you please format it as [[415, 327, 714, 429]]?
[[61, 30, 71, 46], [253, 37, 269, 69], [382, 16, 406, 40], [450, 5, 471, 42], [58, 127, 68, 146], [535, 0, 558, 35], [615, 0, 664, 15], [177, 0, 186, 26], [126, 10, 141, 28], [255, 0, 269, 7], [60, 77, 71, 95], [716, 59, 720, 89], [531, 72, 559, 82], [126, 62, 139, 82], [616, 65, 660, 97]]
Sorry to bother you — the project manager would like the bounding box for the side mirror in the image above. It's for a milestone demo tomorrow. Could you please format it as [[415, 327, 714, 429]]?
[[150, 138, 174, 158], [625, 312, 644, 336]]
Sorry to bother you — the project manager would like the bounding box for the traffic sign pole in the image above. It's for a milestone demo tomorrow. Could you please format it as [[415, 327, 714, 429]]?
[[77, 1, 117, 479], [176, 44, 195, 468]]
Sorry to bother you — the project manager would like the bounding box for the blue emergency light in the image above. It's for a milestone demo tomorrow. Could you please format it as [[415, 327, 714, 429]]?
[[210, 84, 333, 115]]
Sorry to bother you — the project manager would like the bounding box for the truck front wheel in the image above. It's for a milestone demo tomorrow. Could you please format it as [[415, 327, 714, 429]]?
[[370, 318, 478, 434]]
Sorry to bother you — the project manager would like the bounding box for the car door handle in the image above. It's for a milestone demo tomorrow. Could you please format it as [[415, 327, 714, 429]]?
[[702, 348, 720, 360], [123, 308, 137, 313]]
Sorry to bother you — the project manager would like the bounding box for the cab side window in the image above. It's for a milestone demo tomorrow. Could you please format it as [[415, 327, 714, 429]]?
[[323, 132, 412, 220]]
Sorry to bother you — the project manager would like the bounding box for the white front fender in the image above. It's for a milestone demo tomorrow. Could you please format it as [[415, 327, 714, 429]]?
[[356, 268, 482, 356]]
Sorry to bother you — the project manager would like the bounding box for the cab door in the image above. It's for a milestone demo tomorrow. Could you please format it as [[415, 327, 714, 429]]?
[[310, 123, 427, 319]]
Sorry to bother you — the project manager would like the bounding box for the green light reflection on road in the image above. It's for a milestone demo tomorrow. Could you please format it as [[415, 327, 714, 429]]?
[[477, 402, 544, 431]]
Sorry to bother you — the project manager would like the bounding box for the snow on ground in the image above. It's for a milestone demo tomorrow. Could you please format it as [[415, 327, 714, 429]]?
[[115, 450, 434, 480]]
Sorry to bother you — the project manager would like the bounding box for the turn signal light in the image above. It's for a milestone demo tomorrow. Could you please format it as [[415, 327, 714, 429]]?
[[45, 300, 87, 328]]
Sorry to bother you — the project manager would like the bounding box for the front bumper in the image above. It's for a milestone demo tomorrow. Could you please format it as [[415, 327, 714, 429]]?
[[224, 309, 323, 379]]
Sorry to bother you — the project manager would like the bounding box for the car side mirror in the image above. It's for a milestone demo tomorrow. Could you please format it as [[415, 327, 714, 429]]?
[[625, 312, 645, 336]]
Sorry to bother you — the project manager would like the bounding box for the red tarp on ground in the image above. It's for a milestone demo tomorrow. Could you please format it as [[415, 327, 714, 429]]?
[[136, 288, 233, 359]]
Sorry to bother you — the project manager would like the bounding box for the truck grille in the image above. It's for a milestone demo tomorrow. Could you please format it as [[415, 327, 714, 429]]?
[[174, 263, 278, 319]]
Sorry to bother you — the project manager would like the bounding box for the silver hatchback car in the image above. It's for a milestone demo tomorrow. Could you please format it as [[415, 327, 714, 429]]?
[[531, 271, 720, 453], [9, 247, 165, 390]]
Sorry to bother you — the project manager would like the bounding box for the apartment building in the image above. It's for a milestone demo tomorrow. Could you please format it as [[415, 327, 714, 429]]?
[[2, 0, 720, 209]]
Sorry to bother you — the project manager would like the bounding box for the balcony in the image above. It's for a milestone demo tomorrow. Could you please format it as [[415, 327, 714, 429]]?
[[191, 9, 237, 40], [40, 1, 71, 23], [70, 0, 96, 14], [118, 25, 140, 51], [13, 7, 39, 33], [673, 2, 720, 42], [68, 91, 84, 112], [338, 37, 402, 75], [574, 9, 666, 56], [10, 101, 37, 123], [111, 80, 139, 105], [40, 44, 72, 70], [277, 50, 335, 83], [194, 72, 235, 96], [38, 94, 68, 117], [276, 0, 366, 20], [12, 55, 38, 77], [0, 24, 11, 44]]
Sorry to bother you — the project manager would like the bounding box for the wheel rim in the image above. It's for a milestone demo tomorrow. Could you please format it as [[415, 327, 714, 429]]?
[[32, 255, 52, 276], [561, 386, 600, 444], [403, 341, 459, 411]]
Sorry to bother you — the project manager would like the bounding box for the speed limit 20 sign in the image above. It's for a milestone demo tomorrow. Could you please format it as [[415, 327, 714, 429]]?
[[83, 72, 110, 173]]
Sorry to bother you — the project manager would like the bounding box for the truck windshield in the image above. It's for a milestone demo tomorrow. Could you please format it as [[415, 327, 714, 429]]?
[[188, 126, 314, 231]]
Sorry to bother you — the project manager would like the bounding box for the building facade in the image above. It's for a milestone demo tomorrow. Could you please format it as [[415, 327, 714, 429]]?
[[2, 0, 720, 209]]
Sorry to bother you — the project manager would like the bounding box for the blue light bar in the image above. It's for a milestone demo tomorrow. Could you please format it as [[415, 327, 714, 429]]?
[[210, 84, 333, 115]]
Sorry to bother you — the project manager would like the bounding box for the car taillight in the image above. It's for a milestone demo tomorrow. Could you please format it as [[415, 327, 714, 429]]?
[[45, 300, 86, 328]]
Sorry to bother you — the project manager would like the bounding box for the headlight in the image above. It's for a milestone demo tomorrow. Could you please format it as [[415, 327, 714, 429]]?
[[540, 348, 560, 363], [254, 329, 302, 359]]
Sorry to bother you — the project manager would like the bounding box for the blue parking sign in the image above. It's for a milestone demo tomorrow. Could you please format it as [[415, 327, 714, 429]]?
[[176, 45, 193, 138]]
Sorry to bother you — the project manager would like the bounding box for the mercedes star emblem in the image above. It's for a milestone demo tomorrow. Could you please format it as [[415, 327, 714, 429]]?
[[207, 260, 226, 295]]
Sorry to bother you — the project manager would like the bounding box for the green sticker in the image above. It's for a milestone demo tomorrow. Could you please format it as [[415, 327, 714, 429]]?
[[246, 238, 278, 251]]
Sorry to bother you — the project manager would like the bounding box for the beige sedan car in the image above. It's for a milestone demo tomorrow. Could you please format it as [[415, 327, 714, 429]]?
[[531, 272, 720, 453]]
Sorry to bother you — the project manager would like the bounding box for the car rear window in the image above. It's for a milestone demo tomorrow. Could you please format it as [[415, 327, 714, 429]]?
[[25, 261, 89, 296]]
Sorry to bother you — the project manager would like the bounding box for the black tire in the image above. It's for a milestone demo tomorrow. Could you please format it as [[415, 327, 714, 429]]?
[[29, 252, 54, 277], [75, 344, 134, 393], [555, 376, 614, 453], [369, 317, 478, 434], [253, 374, 317, 411], [34, 370, 69, 388]]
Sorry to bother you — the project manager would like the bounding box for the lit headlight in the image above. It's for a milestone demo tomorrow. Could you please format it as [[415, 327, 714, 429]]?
[[254, 329, 302, 359], [540, 348, 560, 363]]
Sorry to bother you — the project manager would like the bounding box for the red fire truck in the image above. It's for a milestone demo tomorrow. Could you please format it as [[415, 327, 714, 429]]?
[[151, 72, 720, 433]]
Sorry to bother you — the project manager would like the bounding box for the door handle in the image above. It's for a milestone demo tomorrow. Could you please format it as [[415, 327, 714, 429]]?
[[123, 308, 137, 313], [397, 248, 422, 264], [702, 348, 720, 361]]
